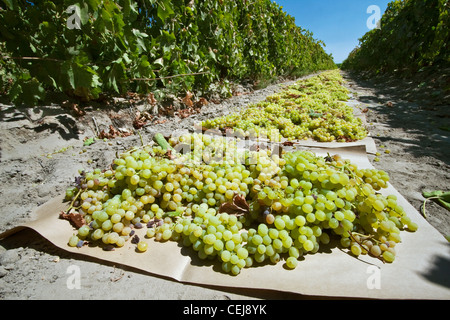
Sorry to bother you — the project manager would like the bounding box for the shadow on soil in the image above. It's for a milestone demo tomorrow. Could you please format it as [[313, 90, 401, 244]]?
[[342, 69, 450, 166]]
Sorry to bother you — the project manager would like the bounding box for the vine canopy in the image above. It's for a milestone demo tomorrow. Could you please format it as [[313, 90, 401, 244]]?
[[0, 0, 336, 105]]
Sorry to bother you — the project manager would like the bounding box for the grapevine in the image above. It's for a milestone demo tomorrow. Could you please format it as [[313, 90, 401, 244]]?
[[342, 0, 449, 74], [0, 0, 336, 105], [62, 132, 418, 276]]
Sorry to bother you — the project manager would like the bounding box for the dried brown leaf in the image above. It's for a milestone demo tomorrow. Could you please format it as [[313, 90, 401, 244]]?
[[182, 91, 194, 108], [133, 111, 148, 129], [164, 149, 176, 160], [59, 210, 86, 229], [147, 93, 157, 105], [218, 194, 250, 216], [63, 101, 85, 117], [195, 97, 208, 107], [99, 125, 133, 139]]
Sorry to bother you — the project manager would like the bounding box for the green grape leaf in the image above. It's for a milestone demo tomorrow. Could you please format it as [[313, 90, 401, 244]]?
[[157, 0, 174, 22], [9, 76, 45, 105], [3, 0, 20, 10]]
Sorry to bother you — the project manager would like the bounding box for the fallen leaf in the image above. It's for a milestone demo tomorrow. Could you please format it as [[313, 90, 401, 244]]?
[[182, 91, 194, 108], [176, 107, 200, 119], [153, 119, 167, 124], [59, 210, 86, 229], [63, 101, 85, 117], [147, 93, 157, 105], [133, 111, 148, 129], [196, 97, 208, 107], [218, 194, 250, 216], [99, 125, 133, 139]]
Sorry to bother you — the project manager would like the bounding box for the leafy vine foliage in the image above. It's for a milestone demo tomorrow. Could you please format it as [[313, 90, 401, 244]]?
[[0, 0, 336, 105], [341, 0, 449, 74]]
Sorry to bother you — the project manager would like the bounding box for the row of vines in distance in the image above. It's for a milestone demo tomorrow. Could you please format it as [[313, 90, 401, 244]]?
[[0, 0, 336, 105], [341, 0, 449, 74]]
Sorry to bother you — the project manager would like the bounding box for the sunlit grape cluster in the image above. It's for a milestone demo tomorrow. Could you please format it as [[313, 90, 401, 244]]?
[[64, 133, 417, 276], [202, 70, 368, 142]]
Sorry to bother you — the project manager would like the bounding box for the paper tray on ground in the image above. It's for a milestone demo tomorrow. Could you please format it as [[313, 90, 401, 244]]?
[[1, 145, 449, 299]]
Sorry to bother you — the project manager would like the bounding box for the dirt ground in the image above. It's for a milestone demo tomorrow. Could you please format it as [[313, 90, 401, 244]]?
[[0, 70, 448, 300]]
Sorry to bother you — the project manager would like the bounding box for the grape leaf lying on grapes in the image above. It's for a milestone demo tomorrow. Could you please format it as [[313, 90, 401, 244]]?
[[218, 194, 250, 217]]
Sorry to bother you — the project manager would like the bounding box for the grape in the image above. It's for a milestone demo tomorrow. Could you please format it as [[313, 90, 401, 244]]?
[[230, 254, 239, 265], [231, 264, 241, 276], [268, 228, 279, 240], [147, 228, 156, 238], [265, 213, 275, 224], [351, 243, 362, 256], [203, 234, 216, 245], [91, 229, 104, 240], [252, 235, 263, 246], [77, 225, 90, 237], [221, 250, 231, 262], [294, 215, 306, 227], [370, 245, 382, 257], [319, 233, 330, 244], [407, 222, 418, 232], [237, 247, 248, 259], [286, 256, 298, 269], [274, 218, 286, 230], [273, 238, 283, 250], [107, 232, 120, 244], [136, 240, 147, 252], [225, 240, 235, 251], [258, 223, 269, 236], [303, 240, 314, 252], [101, 220, 113, 231], [382, 251, 395, 263], [68, 235, 79, 247], [162, 229, 173, 241]]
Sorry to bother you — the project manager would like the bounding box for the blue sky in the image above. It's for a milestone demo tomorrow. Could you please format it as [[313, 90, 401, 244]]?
[[274, 0, 392, 63]]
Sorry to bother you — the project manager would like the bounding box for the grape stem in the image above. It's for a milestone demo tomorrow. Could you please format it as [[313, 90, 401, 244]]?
[[138, 130, 145, 147], [421, 196, 440, 219], [66, 188, 82, 212], [348, 231, 385, 263]]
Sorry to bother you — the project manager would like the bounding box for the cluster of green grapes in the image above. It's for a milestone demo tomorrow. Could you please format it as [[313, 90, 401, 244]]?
[[201, 70, 368, 142], [64, 133, 417, 276]]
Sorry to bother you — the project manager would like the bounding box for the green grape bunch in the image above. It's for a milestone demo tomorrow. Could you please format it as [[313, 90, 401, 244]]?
[[63, 133, 418, 276], [201, 70, 368, 143]]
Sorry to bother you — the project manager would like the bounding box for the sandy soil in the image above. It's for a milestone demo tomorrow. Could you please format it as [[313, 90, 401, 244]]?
[[0, 70, 448, 300]]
